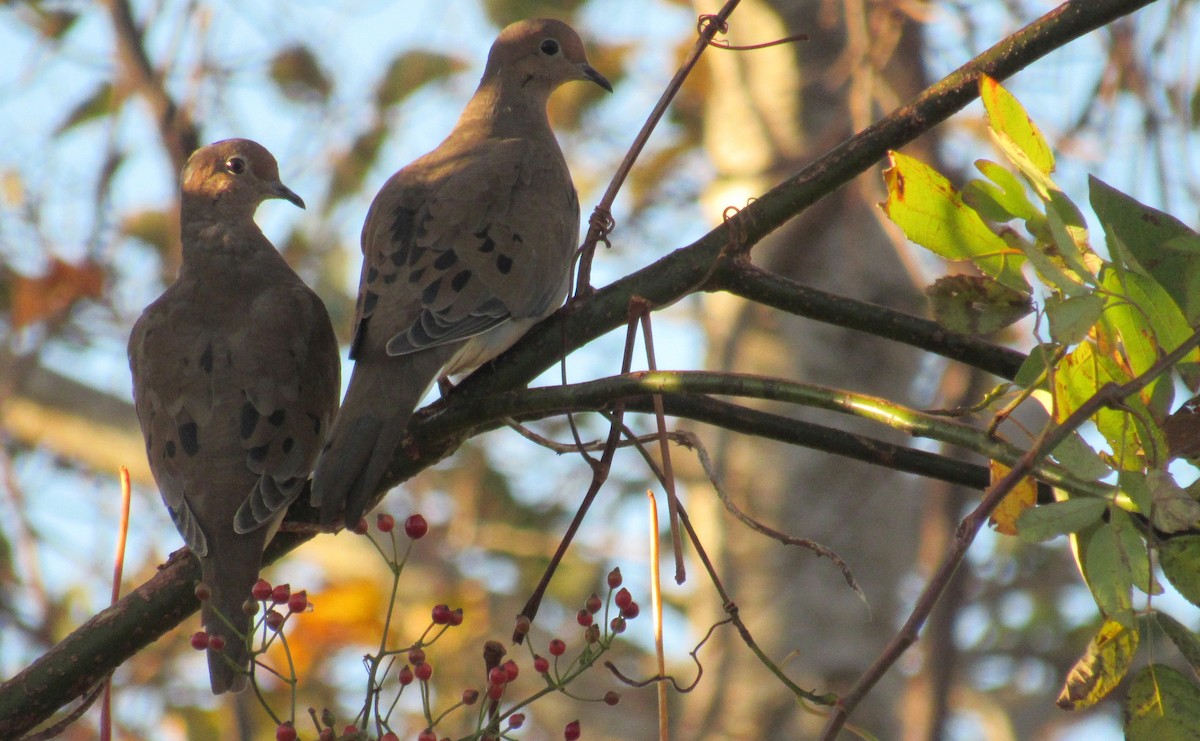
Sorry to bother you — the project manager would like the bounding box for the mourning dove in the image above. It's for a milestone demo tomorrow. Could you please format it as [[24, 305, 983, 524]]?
[[129, 139, 340, 694], [311, 18, 611, 528]]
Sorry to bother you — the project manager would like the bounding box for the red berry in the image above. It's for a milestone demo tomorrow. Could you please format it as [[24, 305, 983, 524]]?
[[610, 616, 626, 634], [462, 688, 479, 705], [488, 682, 505, 700], [343, 725, 358, 736], [488, 667, 508, 686], [564, 720, 581, 740], [415, 662, 433, 681], [287, 591, 308, 613], [380, 733, 399, 741], [318, 729, 336, 741], [194, 583, 211, 601], [398, 665, 414, 686], [271, 584, 291, 604], [431, 604, 452, 625], [607, 567, 622, 589], [418, 730, 436, 741], [502, 659, 519, 681], [449, 608, 464, 626], [409, 647, 426, 665], [376, 513, 395, 532], [405, 514, 429, 539], [508, 713, 525, 728], [614, 588, 632, 610], [251, 578, 272, 601], [351, 517, 369, 535], [622, 601, 640, 620], [604, 690, 620, 706], [208, 634, 226, 651], [534, 655, 550, 673], [549, 638, 566, 656], [265, 609, 285, 631], [275, 722, 297, 741], [585, 593, 602, 614], [576, 609, 593, 627], [190, 631, 209, 650]]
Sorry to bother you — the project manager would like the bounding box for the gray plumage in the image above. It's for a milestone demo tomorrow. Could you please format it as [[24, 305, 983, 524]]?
[[129, 139, 340, 693]]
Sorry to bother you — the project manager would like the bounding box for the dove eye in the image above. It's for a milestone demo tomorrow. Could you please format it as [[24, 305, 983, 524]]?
[[225, 157, 246, 175], [539, 39, 560, 56]]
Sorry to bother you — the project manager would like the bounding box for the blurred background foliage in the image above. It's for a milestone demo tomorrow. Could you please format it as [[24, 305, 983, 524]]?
[[2, 0, 1199, 739]]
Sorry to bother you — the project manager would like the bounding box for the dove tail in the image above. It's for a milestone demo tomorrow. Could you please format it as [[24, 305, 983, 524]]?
[[311, 348, 452, 529], [198, 554, 257, 694]]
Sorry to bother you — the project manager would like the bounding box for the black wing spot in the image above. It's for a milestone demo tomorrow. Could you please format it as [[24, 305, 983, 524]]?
[[307, 412, 322, 434], [199, 343, 213, 373], [513, 233, 524, 245], [268, 409, 286, 426], [164, 440, 177, 459], [282, 437, 295, 453], [390, 206, 417, 243], [383, 274, 397, 285], [178, 423, 199, 456], [496, 254, 514, 274], [451, 269, 472, 292], [409, 268, 425, 284], [362, 290, 379, 315], [475, 227, 497, 253], [248, 445, 269, 464], [391, 245, 410, 266], [433, 250, 457, 270], [367, 267, 379, 283], [240, 402, 259, 440], [422, 277, 443, 305]]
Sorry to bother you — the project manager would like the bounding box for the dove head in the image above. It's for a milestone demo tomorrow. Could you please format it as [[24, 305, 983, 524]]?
[[484, 18, 612, 98], [181, 139, 305, 222]]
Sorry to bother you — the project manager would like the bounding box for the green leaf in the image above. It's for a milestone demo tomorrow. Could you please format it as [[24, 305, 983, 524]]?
[[1154, 612, 1200, 673], [374, 50, 464, 109], [1124, 665, 1200, 741], [1057, 618, 1139, 710], [1090, 176, 1200, 323], [269, 45, 332, 103], [1160, 536, 1200, 606], [1110, 508, 1158, 596], [1051, 432, 1112, 481], [1120, 471, 1152, 515], [1045, 293, 1104, 345], [882, 152, 1029, 292], [1100, 267, 1200, 394], [924, 275, 1032, 335], [1043, 188, 1097, 284], [1084, 522, 1135, 626], [965, 159, 1041, 222], [980, 75, 1055, 192], [1016, 498, 1107, 542], [1013, 343, 1060, 390]]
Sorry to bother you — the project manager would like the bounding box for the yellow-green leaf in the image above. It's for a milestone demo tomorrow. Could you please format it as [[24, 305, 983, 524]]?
[[980, 75, 1055, 191], [989, 460, 1037, 536], [1124, 665, 1200, 741], [374, 50, 465, 109], [1057, 618, 1139, 710], [269, 45, 332, 103], [924, 275, 1031, 335], [1154, 612, 1200, 674], [1055, 341, 1153, 468], [882, 151, 1029, 292]]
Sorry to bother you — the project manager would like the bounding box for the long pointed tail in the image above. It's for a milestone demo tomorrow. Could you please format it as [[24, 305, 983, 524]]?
[[310, 348, 451, 528], [198, 549, 259, 694]]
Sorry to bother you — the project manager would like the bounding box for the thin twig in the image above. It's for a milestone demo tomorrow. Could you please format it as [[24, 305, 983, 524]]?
[[574, 0, 742, 294]]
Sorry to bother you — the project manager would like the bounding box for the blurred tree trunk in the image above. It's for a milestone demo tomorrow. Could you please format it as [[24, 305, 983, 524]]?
[[682, 2, 936, 737]]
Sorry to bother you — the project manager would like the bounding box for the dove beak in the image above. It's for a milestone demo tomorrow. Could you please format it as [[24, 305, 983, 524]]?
[[580, 64, 613, 93], [271, 181, 306, 210]]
